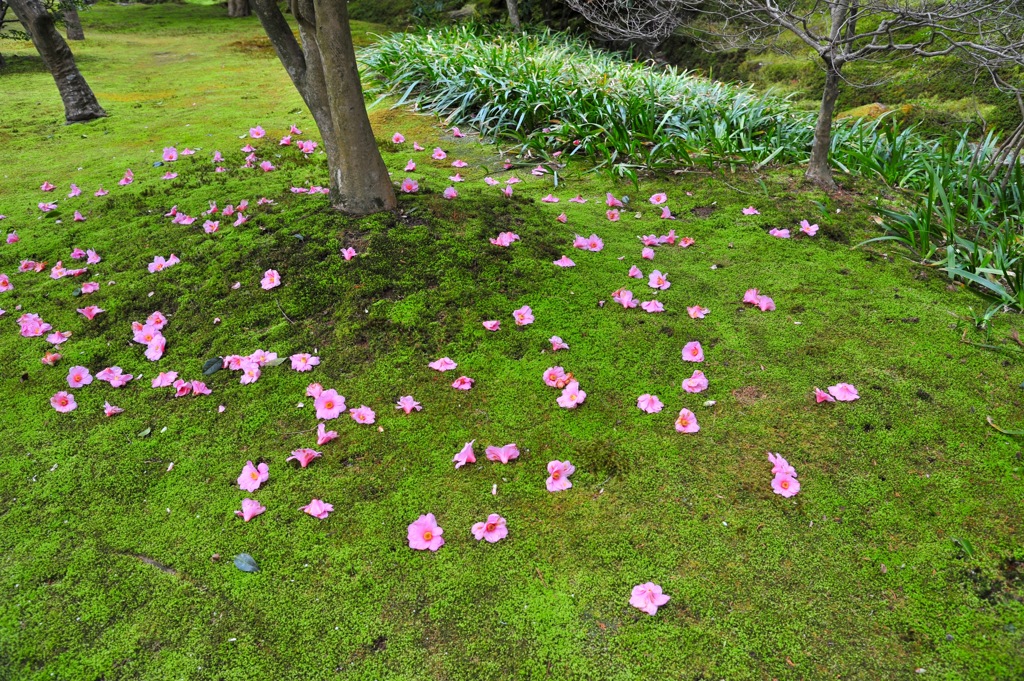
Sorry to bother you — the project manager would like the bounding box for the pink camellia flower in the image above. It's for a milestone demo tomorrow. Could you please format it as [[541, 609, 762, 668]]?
[[628, 265, 643, 279], [47, 331, 71, 345], [0, 274, 12, 292], [279, 135, 292, 146], [97, 366, 133, 387], [260, 269, 280, 290], [630, 583, 670, 615], [678, 236, 694, 247], [289, 124, 302, 135], [768, 452, 797, 477], [828, 383, 859, 401], [451, 159, 468, 168], [350, 405, 376, 424], [6, 232, 17, 244], [743, 288, 760, 305], [742, 206, 760, 215], [542, 194, 559, 203], [641, 247, 655, 260], [682, 370, 708, 393], [300, 498, 334, 519], [237, 461, 269, 492], [799, 219, 819, 236], [51, 391, 77, 413], [148, 312, 168, 328], [675, 408, 700, 433], [41, 181, 56, 192], [103, 401, 123, 417], [453, 440, 476, 469], [550, 336, 569, 351], [396, 395, 422, 414], [756, 295, 775, 311], [486, 443, 519, 464], [483, 176, 499, 186], [287, 448, 322, 468], [42, 351, 62, 366], [95, 186, 109, 196], [569, 195, 587, 204], [556, 381, 586, 409], [119, 168, 134, 186], [637, 394, 663, 413], [606, 209, 620, 222], [392, 132, 405, 143], [144, 335, 166, 362], [73, 211, 86, 222], [151, 371, 178, 388], [553, 255, 575, 267], [513, 305, 534, 326], [315, 389, 346, 420], [67, 366, 93, 388], [648, 270, 670, 290], [768, 228, 791, 238], [543, 366, 567, 387], [490, 231, 520, 247], [814, 387, 835, 403], [297, 140, 318, 154], [191, 380, 212, 395], [442, 186, 458, 200], [682, 341, 704, 362], [307, 382, 324, 398], [649, 192, 668, 205], [687, 305, 709, 319], [772, 473, 800, 497], [170, 379, 191, 397], [408, 513, 444, 551], [612, 288, 638, 309], [250, 349, 278, 367], [429, 357, 457, 372], [290, 353, 320, 371], [661, 229, 677, 245], [472, 513, 508, 543], [451, 376, 474, 390], [204, 220, 220, 233], [162, 172, 178, 180], [238, 360, 261, 385], [660, 206, 674, 219], [483, 320, 501, 331], [431, 147, 447, 160], [452, 127, 466, 138], [341, 247, 357, 261], [556, 213, 567, 224], [249, 125, 265, 139], [316, 422, 338, 445], [235, 499, 267, 522], [404, 159, 416, 171], [400, 178, 419, 193], [77, 305, 104, 320], [640, 300, 664, 313], [546, 460, 575, 491], [606, 193, 623, 208], [586, 234, 604, 251], [413, 142, 424, 151], [39, 202, 58, 212]]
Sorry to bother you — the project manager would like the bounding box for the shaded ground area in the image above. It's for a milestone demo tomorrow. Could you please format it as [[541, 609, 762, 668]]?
[[0, 4, 1022, 679]]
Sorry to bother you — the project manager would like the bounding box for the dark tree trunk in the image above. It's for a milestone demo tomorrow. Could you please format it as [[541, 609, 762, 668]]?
[[506, 0, 520, 30], [251, 0, 397, 216], [227, 0, 250, 18], [806, 63, 841, 191], [7, 0, 105, 123], [64, 5, 84, 40]]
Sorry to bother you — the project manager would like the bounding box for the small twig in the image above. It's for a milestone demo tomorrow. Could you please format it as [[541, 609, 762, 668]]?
[[276, 298, 295, 324]]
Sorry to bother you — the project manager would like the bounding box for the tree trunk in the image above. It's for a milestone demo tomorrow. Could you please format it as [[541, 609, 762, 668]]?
[[506, 0, 520, 30], [64, 5, 84, 40], [7, 0, 105, 123], [227, 0, 250, 18], [806, 63, 841, 190], [250, 0, 396, 216]]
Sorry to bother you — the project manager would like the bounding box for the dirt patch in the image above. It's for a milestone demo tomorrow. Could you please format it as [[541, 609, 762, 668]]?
[[690, 205, 717, 218], [227, 36, 279, 57], [732, 386, 765, 405]]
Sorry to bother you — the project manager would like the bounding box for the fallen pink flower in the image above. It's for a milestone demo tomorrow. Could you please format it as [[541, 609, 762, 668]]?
[[542, 194, 559, 203], [396, 395, 422, 414], [556, 380, 586, 409], [630, 583, 670, 615], [471, 513, 508, 543], [260, 269, 280, 290], [172, 379, 192, 397], [73, 211, 86, 222], [317, 422, 338, 444], [682, 370, 708, 393], [46, 331, 71, 345], [191, 380, 212, 395], [51, 391, 77, 413], [569, 195, 586, 204], [550, 336, 568, 351], [756, 295, 775, 311], [543, 366, 567, 387], [649, 192, 668, 205], [768, 228, 791, 239], [687, 305, 709, 319], [151, 371, 178, 388], [400, 178, 419, 193], [235, 499, 267, 522], [675, 408, 700, 433], [641, 247, 655, 260], [249, 125, 265, 139], [828, 383, 859, 401], [546, 460, 575, 491], [678, 236, 694, 247], [315, 389, 346, 420], [682, 341, 704, 362], [341, 247, 357, 261], [429, 357, 457, 372], [77, 305, 104, 320], [300, 498, 333, 519], [772, 473, 800, 497], [814, 387, 835, 403], [288, 448, 322, 468], [482, 320, 501, 331], [605, 193, 623, 208], [204, 220, 219, 233], [306, 383, 322, 398], [392, 132, 405, 143], [41, 181, 56, 192], [238, 460, 269, 492], [453, 440, 476, 469], [660, 206, 674, 219], [103, 401, 123, 417], [42, 351, 61, 366], [408, 513, 444, 550], [640, 300, 664, 313], [67, 366, 93, 388], [485, 443, 519, 464], [799, 219, 819, 236], [452, 127, 466, 138], [648, 270, 670, 290], [628, 265, 643, 279], [451, 376, 474, 390], [768, 453, 797, 477], [612, 288, 638, 309], [513, 305, 534, 326], [431, 147, 447, 160], [451, 159, 467, 168], [490, 231, 520, 247], [606, 209, 620, 222], [742, 206, 760, 215], [553, 255, 575, 267], [404, 160, 416, 171], [290, 353, 320, 371], [350, 405, 376, 424], [442, 186, 458, 200], [637, 394, 663, 413], [556, 212, 567, 223]]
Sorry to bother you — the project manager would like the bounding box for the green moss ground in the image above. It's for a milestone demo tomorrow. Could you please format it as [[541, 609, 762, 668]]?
[[1, 4, 1023, 679]]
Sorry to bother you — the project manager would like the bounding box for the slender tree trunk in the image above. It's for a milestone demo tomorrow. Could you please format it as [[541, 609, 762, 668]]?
[[506, 0, 520, 30], [64, 5, 84, 40], [7, 0, 105, 123], [251, 0, 396, 216], [227, 0, 250, 18], [806, 63, 841, 190]]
